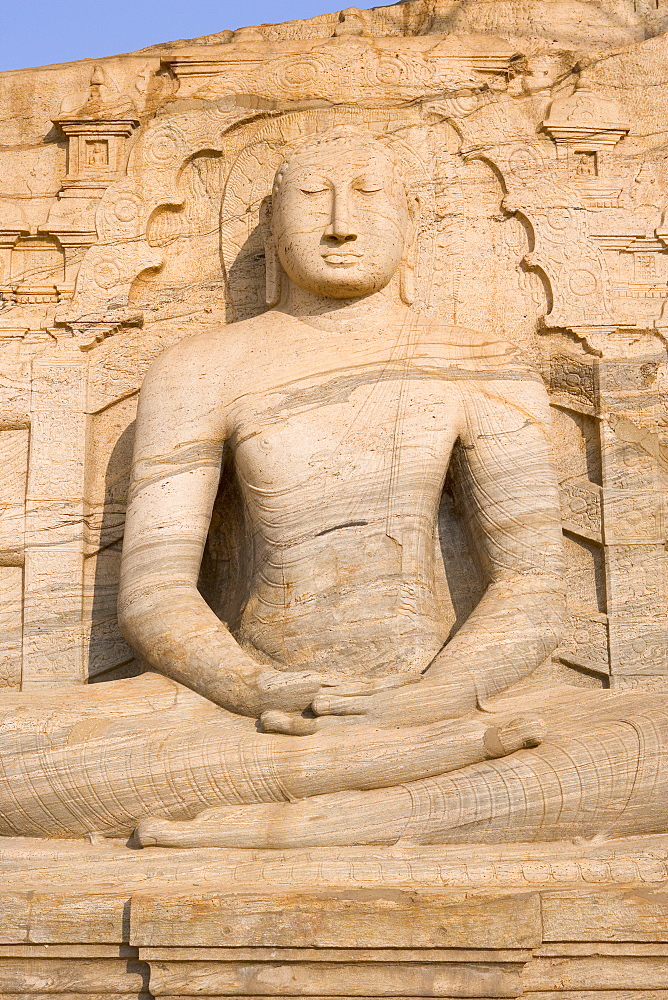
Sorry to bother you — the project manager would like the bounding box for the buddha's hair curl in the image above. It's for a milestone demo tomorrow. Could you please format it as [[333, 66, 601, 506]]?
[[270, 125, 413, 203]]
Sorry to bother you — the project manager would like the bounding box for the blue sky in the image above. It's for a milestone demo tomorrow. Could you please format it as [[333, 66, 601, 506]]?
[[1, 0, 368, 72]]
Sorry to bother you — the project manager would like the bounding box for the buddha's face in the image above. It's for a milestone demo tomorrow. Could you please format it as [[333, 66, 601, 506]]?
[[271, 138, 410, 300]]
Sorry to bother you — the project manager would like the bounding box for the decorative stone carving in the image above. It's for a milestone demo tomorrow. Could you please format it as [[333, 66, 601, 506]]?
[[52, 66, 140, 196], [164, 33, 518, 104], [542, 80, 631, 149]]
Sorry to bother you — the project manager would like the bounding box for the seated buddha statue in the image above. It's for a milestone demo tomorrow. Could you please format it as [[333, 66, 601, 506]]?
[[1, 127, 666, 848]]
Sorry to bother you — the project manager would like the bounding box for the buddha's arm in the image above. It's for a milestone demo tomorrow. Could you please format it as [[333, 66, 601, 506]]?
[[424, 369, 566, 705], [118, 342, 328, 717]]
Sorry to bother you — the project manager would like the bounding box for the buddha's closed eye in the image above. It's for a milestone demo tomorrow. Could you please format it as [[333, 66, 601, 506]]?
[[353, 178, 383, 193]]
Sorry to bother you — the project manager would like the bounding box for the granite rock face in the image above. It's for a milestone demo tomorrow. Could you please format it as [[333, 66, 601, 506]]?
[[0, 0, 668, 993]]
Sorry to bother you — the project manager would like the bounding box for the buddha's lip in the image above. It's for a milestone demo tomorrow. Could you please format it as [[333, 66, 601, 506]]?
[[321, 251, 363, 261]]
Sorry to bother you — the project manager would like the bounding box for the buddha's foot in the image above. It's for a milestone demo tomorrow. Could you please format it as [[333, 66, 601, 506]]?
[[136, 804, 294, 849], [136, 790, 431, 849], [483, 714, 546, 757], [135, 714, 544, 849]]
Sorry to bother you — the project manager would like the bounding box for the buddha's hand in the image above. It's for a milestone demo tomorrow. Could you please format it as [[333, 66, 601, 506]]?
[[260, 674, 475, 734], [233, 664, 351, 718]]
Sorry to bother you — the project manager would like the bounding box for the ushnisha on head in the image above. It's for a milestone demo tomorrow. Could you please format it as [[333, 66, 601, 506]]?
[[262, 127, 420, 307]]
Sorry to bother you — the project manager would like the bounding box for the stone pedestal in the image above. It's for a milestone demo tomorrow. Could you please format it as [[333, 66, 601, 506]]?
[[3, 839, 668, 999]]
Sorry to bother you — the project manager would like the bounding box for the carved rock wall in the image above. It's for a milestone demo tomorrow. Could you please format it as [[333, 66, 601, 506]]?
[[1, 1, 668, 995]]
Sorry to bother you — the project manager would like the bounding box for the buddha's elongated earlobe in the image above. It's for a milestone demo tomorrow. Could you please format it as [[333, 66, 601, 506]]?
[[265, 236, 282, 308], [261, 196, 281, 307], [400, 193, 420, 306], [400, 255, 416, 306]]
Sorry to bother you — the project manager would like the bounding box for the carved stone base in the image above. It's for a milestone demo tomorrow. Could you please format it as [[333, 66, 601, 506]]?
[[3, 838, 668, 999]]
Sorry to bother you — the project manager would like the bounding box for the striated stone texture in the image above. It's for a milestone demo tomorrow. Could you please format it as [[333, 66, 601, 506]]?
[[0, 0, 668, 993]]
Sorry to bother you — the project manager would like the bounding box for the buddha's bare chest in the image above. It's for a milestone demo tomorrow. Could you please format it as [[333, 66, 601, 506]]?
[[229, 369, 461, 511]]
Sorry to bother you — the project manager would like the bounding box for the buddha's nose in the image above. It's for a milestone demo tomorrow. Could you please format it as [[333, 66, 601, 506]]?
[[324, 188, 357, 242]]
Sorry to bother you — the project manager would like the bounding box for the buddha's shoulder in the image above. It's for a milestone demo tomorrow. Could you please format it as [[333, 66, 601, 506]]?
[[142, 313, 277, 384], [415, 317, 535, 371]]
